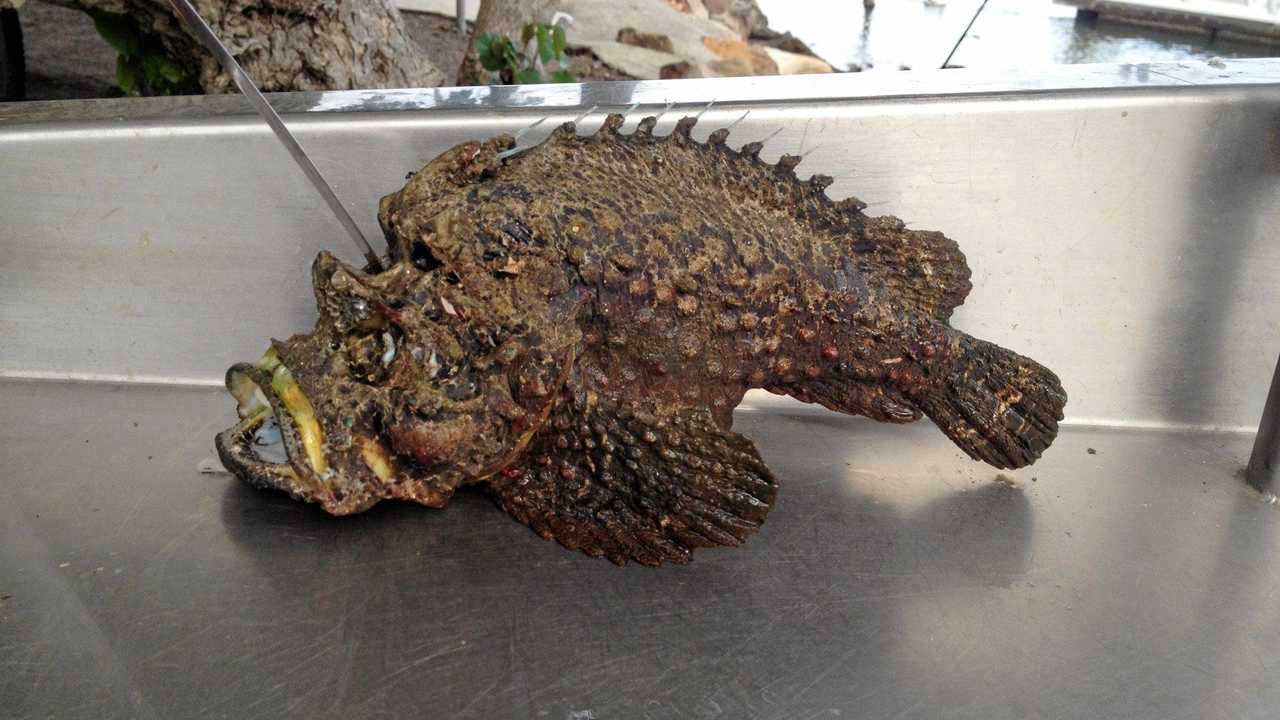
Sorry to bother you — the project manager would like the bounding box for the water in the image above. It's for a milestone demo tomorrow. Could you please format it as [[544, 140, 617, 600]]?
[[755, 0, 1279, 72]]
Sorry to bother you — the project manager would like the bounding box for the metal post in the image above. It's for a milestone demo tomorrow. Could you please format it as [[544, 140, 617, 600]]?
[[1247, 353, 1280, 493], [456, 0, 467, 33]]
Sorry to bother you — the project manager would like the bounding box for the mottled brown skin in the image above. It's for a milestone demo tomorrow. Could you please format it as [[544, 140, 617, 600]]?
[[216, 112, 1067, 566]]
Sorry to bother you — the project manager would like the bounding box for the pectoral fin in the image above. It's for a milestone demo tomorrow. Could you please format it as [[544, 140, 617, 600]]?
[[490, 392, 779, 566]]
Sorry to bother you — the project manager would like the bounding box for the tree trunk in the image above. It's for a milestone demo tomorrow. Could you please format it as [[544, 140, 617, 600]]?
[[456, 0, 558, 86], [47, 0, 443, 93]]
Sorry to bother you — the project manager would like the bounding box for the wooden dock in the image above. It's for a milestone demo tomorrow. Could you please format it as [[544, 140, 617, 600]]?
[[1057, 0, 1280, 43]]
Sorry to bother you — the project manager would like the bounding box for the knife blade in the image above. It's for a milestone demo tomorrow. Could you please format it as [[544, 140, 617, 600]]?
[[166, 0, 383, 272]]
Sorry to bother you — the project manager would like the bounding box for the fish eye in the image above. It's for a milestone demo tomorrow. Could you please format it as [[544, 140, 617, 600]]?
[[342, 296, 390, 335], [411, 240, 443, 272]]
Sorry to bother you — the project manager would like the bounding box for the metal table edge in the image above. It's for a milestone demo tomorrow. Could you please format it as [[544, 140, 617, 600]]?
[[2, 58, 1278, 126]]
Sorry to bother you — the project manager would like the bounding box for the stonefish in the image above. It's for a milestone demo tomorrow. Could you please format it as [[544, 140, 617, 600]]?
[[216, 111, 1066, 566]]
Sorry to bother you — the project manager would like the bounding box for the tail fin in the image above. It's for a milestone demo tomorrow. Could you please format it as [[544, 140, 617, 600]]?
[[908, 334, 1067, 469]]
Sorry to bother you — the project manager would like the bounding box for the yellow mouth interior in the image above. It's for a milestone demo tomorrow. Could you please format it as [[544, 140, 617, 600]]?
[[255, 349, 329, 476]]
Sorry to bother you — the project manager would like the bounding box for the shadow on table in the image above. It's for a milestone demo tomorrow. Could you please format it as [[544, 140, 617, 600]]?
[[213, 441, 1035, 717]]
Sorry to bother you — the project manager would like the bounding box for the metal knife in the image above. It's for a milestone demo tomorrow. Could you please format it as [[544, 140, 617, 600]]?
[[166, 0, 383, 272]]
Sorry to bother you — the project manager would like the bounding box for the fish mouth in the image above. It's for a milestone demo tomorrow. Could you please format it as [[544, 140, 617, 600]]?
[[215, 349, 332, 494]]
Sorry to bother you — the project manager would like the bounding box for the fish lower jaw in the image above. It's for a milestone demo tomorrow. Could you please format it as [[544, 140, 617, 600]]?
[[225, 351, 331, 479]]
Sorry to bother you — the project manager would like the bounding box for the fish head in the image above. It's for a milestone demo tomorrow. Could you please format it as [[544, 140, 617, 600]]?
[[215, 249, 572, 515]]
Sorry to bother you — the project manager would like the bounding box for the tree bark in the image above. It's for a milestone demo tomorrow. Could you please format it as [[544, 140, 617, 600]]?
[[456, 0, 558, 86], [47, 0, 443, 93]]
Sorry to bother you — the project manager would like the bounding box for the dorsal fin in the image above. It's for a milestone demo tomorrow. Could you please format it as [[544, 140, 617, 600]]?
[[599, 113, 625, 134], [635, 115, 658, 137], [671, 116, 697, 139], [836, 196, 867, 213], [575, 111, 973, 319], [775, 153, 802, 175]]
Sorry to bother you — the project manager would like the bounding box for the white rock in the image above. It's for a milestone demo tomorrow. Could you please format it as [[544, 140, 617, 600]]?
[[761, 46, 834, 75]]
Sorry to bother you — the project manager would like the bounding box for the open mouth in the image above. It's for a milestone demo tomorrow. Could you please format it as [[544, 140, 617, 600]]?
[[215, 349, 331, 492]]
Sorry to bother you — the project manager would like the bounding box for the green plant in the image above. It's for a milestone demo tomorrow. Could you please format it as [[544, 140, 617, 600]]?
[[91, 11, 199, 96], [476, 22, 575, 85]]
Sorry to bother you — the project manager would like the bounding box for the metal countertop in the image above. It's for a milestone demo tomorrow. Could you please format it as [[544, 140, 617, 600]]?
[[3, 380, 1276, 719], [4, 59, 1280, 718]]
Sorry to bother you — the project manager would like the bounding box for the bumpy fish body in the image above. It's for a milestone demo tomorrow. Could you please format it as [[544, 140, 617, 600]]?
[[216, 111, 1066, 566]]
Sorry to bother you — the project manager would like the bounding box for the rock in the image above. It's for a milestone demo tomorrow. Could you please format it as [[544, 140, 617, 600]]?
[[564, 47, 637, 81], [760, 46, 833, 75], [561, 0, 739, 76], [665, 0, 710, 20], [750, 27, 821, 58], [703, 36, 777, 75], [617, 27, 675, 54], [48, 0, 444, 93], [660, 60, 702, 79], [463, 0, 834, 83], [704, 0, 770, 38], [574, 40, 686, 80]]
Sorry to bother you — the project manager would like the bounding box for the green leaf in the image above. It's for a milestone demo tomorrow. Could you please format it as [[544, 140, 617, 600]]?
[[552, 25, 567, 57], [156, 58, 187, 85], [141, 54, 167, 84], [536, 25, 554, 64], [521, 23, 537, 46], [504, 43, 521, 68], [115, 55, 141, 95], [550, 69, 576, 83], [515, 68, 542, 85], [476, 34, 497, 69], [477, 33, 507, 71], [135, 54, 187, 94], [93, 11, 141, 56]]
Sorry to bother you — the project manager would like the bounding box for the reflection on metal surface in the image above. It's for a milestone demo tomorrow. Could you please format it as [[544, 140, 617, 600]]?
[[1, 380, 1276, 718], [3, 60, 1280, 719]]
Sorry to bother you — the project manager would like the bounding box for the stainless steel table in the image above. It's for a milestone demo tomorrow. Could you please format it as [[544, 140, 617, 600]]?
[[3, 60, 1280, 718]]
